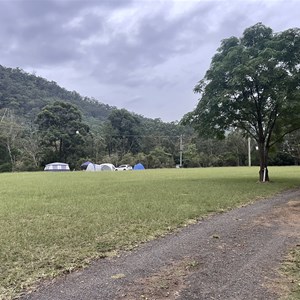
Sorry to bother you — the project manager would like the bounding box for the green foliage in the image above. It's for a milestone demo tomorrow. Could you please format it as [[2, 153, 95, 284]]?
[[147, 146, 173, 168], [182, 144, 204, 167], [280, 129, 300, 165], [0, 162, 11, 172], [269, 151, 296, 166], [183, 23, 300, 180], [36, 101, 90, 167], [1, 63, 299, 172], [0, 65, 113, 121], [0, 64, 192, 170], [181, 132, 250, 168], [106, 109, 142, 156], [0, 109, 24, 171], [0, 143, 10, 170]]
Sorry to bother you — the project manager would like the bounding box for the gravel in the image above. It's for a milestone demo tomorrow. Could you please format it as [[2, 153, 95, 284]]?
[[21, 188, 300, 300]]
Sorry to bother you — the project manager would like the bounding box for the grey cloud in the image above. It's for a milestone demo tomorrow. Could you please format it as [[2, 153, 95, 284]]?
[[1, 0, 300, 121], [85, 2, 217, 86], [0, 0, 131, 68], [1, 0, 215, 82]]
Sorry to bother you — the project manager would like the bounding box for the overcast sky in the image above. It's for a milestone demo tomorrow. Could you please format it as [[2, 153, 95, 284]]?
[[1, 0, 300, 121]]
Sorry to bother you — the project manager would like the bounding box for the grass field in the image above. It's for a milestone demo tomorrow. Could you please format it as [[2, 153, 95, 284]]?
[[1, 166, 300, 299]]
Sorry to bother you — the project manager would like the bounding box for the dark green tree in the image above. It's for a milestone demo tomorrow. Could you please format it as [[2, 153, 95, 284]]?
[[106, 109, 141, 158], [225, 131, 248, 166], [147, 146, 173, 168], [282, 130, 300, 164], [36, 101, 89, 167], [183, 23, 300, 181]]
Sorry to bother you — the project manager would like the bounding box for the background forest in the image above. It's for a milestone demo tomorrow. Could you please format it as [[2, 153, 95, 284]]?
[[0, 65, 299, 172]]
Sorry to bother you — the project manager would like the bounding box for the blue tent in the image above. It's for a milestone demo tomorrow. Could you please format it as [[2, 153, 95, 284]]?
[[133, 163, 145, 170]]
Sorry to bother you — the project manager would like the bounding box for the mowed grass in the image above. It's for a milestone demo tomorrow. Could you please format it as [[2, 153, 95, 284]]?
[[0, 167, 300, 299]]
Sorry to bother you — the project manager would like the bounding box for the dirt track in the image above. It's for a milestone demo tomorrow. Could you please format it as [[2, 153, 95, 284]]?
[[21, 189, 300, 300]]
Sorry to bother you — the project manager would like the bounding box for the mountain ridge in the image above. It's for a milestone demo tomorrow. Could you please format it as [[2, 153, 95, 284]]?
[[0, 64, 125, 124]]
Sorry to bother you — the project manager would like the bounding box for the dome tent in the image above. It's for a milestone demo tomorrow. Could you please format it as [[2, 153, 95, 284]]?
[[133, 163, 145, 170], [81, 161, 93, 170], [86, 163, 100, 171], [86, 163, 115, 171], [44, 162, 70, 171], [100, 163, 116, 171]]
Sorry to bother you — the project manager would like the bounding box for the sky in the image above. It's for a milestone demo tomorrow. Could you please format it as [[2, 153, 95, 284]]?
[[1, 0, 300, 122]]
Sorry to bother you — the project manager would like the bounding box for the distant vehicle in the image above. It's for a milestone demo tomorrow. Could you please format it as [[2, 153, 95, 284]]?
[[115, 164, 133, 171]]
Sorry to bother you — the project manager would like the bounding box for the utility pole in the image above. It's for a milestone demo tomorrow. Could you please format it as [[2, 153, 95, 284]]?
[[179, 134, 183, 168]]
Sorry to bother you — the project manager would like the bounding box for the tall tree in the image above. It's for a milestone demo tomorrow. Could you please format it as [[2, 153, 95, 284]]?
[[20, 128, 42, 169], [183, 23, 300, 181], [0, 109, 23, 171], [36, 101, 89, 167], [106, 109, 141, 158]]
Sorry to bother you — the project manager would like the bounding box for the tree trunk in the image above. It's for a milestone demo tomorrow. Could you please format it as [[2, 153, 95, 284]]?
[[258, 144, 269, 182], [59, 138, 63, 161], [6, 139, 15, 171], [259, 166, 269, 182]]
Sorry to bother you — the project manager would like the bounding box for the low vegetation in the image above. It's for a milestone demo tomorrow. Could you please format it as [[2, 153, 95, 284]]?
[[1, 167, 300, 299]]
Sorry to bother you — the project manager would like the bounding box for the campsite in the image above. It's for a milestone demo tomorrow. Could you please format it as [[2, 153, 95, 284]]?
[[1, 166, 300, 299], [1, 5, 300, 298], [82, 162, 145, 171]]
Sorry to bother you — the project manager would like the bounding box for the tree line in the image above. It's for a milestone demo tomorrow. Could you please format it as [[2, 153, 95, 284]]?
[[0, 102, 188, 171], [0, 102, 298, 172]]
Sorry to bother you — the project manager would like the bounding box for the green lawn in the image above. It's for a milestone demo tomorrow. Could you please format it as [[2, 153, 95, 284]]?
[[1, 166, 299, 299]]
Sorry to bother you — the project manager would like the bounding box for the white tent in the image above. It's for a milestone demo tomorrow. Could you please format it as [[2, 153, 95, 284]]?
[[44, 162, 70, 171], [86, 163, 115, 171], [100, 163, 116, 171], [86, 163, 101, 171]]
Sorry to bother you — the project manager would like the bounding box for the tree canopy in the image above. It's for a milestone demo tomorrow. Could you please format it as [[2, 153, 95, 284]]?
[[106, 109, 142, 157], [183, 23, 300, 181], [36, 101, 90, 167], [0, 65, 113, 122]]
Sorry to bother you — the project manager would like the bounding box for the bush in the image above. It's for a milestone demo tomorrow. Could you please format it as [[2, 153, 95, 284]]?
[[0, 163, 12, 172]]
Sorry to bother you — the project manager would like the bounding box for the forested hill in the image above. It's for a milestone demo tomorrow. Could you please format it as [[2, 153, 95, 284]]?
[[0, 65, 115, 123], [9, 59, 287, 172], [0, 64, 191, 172], [0, 65, 295, 172]]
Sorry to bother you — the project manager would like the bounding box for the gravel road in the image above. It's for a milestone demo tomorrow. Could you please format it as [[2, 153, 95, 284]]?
[[21, 189, 300, 300]]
